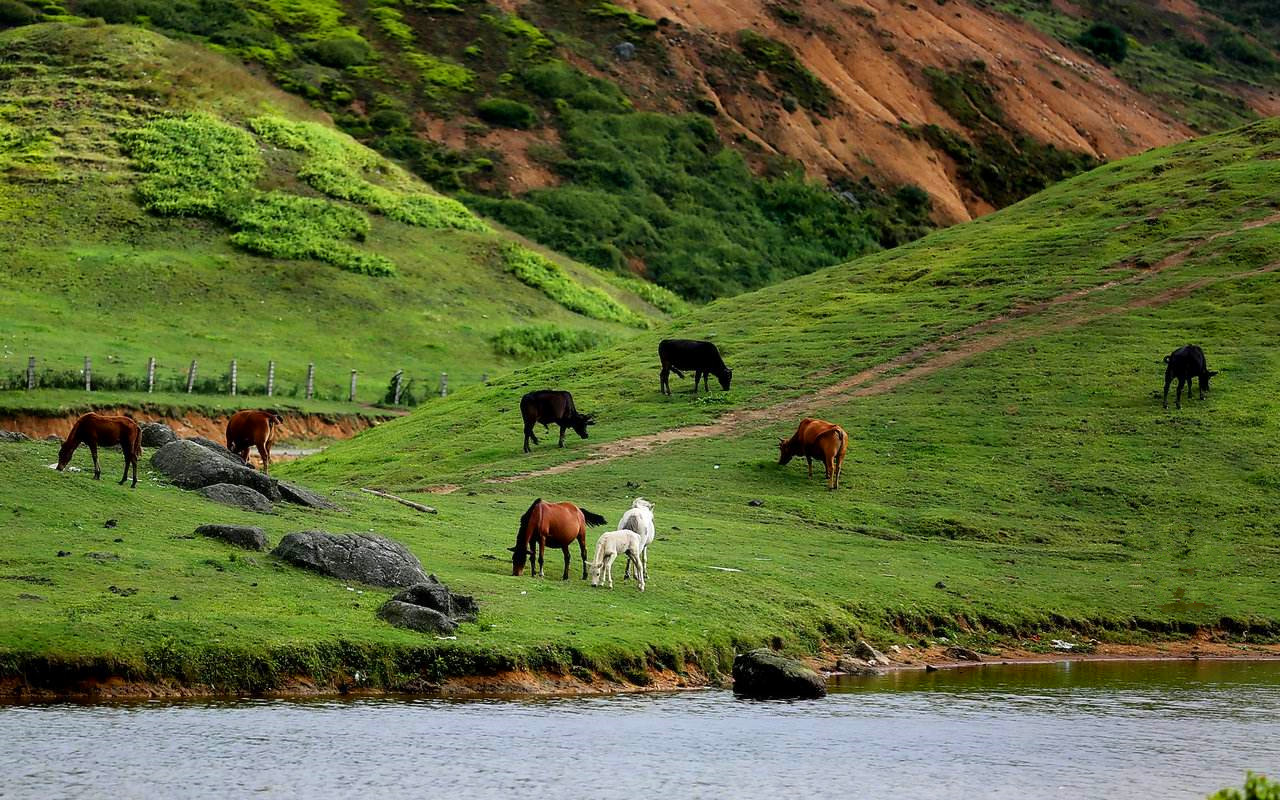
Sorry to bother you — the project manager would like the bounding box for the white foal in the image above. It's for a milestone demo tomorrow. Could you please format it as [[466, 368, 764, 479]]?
[[589, 530, 645, 591], [617, 497, 655, 583]]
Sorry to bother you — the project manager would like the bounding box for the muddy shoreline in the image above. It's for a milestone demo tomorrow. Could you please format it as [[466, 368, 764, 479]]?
[[6, 641, 1279, 703]]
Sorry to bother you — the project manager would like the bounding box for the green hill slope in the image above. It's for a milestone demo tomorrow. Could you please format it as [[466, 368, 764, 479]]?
[[0, 22, 674, 405], [2, 119, 1278, 695]]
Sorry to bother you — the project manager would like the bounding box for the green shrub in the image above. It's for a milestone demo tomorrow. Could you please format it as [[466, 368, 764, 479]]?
[[924, 66, 1005, 128], [1213, 30, 1275, 69], [305, 35, 375, 69], [1077, 22, 1128, 64], [227, 191, 395, 276], [589, 2, 657, 31], [737, 30, 835, 115], [500, 244, 649, 327], [520, 60, 628, 110], [369, 108, 412, 134], [476, 97, 537, 129], [121, 113, 262, 216], [489, 324, 610, 361], [1209, 772, 1280, 800], [0, 0, 38, 26], [405, 52, 476, 98]]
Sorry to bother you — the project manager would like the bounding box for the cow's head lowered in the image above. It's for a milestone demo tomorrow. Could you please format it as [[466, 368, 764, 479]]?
[[777, 436, 799, 466], [571, 411, 596, 440], [715, 368, 733, 391]]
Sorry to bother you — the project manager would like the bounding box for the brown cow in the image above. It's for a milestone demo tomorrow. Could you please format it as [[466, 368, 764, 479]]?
[[226, 410, 284, 473], [778, 417, 848, 491], [56, 412, 142, 488]]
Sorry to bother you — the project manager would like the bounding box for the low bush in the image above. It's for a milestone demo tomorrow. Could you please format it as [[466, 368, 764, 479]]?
[[305, 35, 375, 69], [499, 244, 649, 327], [122, 113, 262, 216], [0, 0, 38, 26], [1077, 21, 1129, 64], [737, 30, 835, 115], [476, 97, 537, 129], [227, 191, 396, 276], [489, 324, 610, 361]]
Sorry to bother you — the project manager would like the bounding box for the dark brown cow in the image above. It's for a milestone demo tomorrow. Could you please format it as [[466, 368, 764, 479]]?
[[56, 412, 142, 488], [658, 339, 732, 395], [778, 417, 848, 491], [520, 390, 594, 453], [226, 410, 284, 473]]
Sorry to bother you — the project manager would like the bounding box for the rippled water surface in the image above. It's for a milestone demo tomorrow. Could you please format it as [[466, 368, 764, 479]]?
[[2, 660, 1278, 798]]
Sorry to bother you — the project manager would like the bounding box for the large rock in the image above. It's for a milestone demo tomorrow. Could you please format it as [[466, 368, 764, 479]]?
[[139, 422, 177, 448], [277, 480, 345, 511], [273, 530, 427, 587], [732, 649, 827, 699], [392, 575, 478, 622], [198, 483, 275, 514], [378, 600, 457, 635], [187, 436, 246, 465], [151, 440, 280, 500], [195, 523, 269, 551]]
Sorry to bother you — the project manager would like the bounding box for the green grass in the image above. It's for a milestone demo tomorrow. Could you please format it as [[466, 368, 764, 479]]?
[[2, 119, 1278, 694], [0, 23, 669, 404]]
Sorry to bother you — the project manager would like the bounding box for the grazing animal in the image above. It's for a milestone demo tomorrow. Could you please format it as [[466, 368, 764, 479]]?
[[1163, 345, 1218, 410], [617, 497, 655, 583], [588, 530, 645, 591], [56, 412, 142, 488], [778, 418, 848, 491], [510, 498, 607, 579], [225, 409, 285, 473], [520, 390, 595, 454], [658, 339, 733, 395]]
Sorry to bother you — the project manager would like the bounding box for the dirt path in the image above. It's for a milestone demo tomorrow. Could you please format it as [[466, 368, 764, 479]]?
[[478, 217, 1280, 486]]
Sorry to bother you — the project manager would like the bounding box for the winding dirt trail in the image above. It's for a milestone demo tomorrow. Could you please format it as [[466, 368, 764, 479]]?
[[477, 216, 1280, 486]]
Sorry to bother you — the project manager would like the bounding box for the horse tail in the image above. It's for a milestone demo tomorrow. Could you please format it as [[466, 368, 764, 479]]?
[[834, 427, 846, 489], [580, 508, 607, 527], [669, 366, 685, 378]]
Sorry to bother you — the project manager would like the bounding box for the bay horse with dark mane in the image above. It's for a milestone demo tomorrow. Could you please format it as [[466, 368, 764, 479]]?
[[509, 498, 606, 579], [226, 409, 284, 473], [56, 412, 142, 488]]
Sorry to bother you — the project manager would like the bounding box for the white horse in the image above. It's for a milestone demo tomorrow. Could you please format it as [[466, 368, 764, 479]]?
[[588, 530, 645, 591], [617, 497, 655, 583]]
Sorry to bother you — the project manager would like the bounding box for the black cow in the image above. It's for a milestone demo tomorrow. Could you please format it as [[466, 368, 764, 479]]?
[[658, 339, 733, 395], [1163, 345, 1217, 409], [520, 390, 595, 453]]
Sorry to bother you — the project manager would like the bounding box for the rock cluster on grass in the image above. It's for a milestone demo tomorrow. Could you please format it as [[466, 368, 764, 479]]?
[[197, 483, 275, 515], [0, 430, 31, 442], [139, 422, 177, 449], [277, 480, 345, 511], [272, 530, 428, 587], [732, 648, 827, 699], [195, 523, 269, 551], [152, 440, 279, 498], [378, 575, 479, 635]]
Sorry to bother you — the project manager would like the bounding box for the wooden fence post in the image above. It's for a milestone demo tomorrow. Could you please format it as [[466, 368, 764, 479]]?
[[266, 360, 275, 398], [439, 372, 448, 398], [305, 363, 315, 400], [186, 360, 198, 394], [348, 370, 358, 403], [229, 359, 237, 396], [146, 357, 156, 393], [26, 356, 35, 390], [392, 369, 403, 405], [83, 356, 91, 392]]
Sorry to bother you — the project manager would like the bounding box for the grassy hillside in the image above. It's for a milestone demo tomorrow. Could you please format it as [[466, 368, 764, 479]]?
[[2, 119, 1278, 694], [0, 22, 672, 408]]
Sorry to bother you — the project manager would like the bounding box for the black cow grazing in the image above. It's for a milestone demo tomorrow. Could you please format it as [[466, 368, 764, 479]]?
[[658, 339, 733, 395], [1163, 345, 1218, 409], [520, 390, 595, 453]]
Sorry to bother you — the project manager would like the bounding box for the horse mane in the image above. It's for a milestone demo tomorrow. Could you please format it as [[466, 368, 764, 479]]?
[[515, 498, 542, 553]]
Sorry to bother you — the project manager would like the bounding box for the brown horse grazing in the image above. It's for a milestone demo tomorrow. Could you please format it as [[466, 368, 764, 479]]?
[[56, 413, 142, 488], [510, 498, 607, 579], [778, 417, 848, 491], [226, 410, 284, 473]]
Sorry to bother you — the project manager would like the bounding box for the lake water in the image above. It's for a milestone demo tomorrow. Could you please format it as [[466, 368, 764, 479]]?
[[1, 659, 1277, 798]]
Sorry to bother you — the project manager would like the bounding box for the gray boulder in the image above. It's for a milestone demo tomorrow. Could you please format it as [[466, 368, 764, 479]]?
[[378, 600, 457, 635], [732, 649, 827, 699], [186, 436, 246, 465], [139, 422, 177, 448], [197, 483, 275, 514], [0, 430, 31, 442], [195, 523, 269, 551], [278, 480, 345, 511], [392, 575, 478, 622], [151, 440, 280, 500], [853, 639, 892, 666], [834, 656, 884, 676], [273, 530, 427, 587]]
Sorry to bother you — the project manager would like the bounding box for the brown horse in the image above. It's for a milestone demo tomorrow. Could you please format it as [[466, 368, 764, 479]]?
[[510, 498, 607, 579], [56, 412, 142, 488], [778, 417, 848, 491], [226, 410, 284, 473]]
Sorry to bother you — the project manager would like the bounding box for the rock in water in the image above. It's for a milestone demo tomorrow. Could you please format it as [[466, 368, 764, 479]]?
[[277, 480, 345, 511], [273, 530, 427, 587], [139, 422, 177, 448], [197, 484, 275, 514], [151, 440, 280, 500], [378, 600, 457, 635], [195, 523, 269, 551], [732, 649, 827, 699]]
